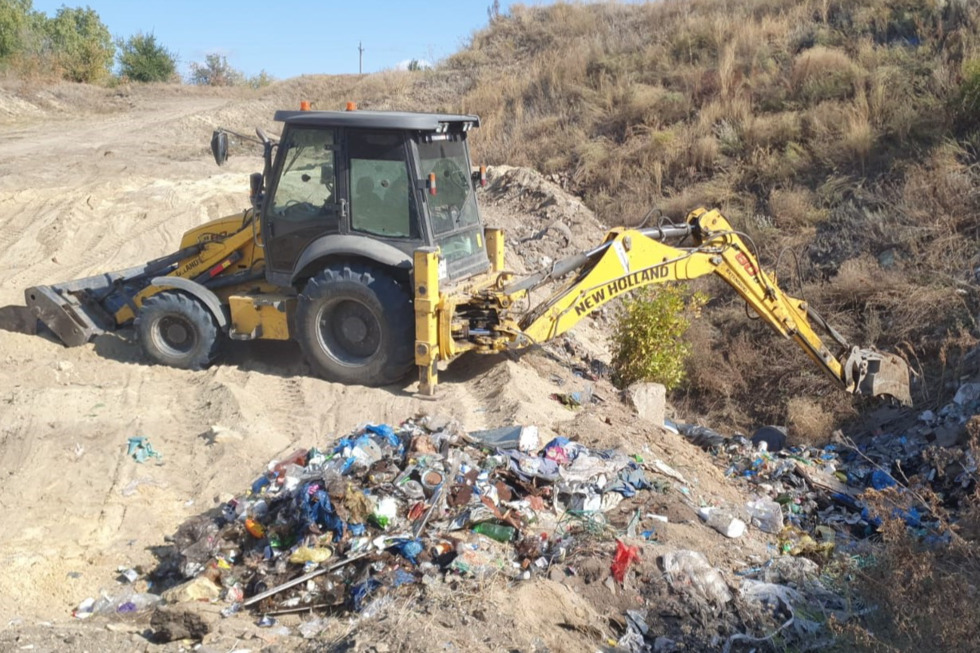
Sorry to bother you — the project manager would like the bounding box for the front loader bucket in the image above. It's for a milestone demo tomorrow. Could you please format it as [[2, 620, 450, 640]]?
[[24, 284, 112, 347], [844, 347, 913, 406], [23, 246, 201, 347]]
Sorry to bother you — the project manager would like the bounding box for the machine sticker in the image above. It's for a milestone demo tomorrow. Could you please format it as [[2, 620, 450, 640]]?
[[573, 265, 669, 316], [174, 255, 206, 278], [612, 240, 630, 274]]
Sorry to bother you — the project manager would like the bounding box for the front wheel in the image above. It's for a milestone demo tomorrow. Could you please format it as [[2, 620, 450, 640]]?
[[295, 265, 414, 386], [136, 291, 221, 370]]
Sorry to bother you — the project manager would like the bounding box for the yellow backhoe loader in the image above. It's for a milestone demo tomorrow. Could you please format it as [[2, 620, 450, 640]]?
[[24, 106, 912, 405]]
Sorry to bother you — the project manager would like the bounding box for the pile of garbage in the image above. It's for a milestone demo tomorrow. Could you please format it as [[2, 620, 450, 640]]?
[[145, 417, 663, 621], [667, 382, 980, 557], [69, 380, 980, 648]]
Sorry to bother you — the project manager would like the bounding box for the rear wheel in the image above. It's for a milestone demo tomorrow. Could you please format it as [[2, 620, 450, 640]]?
[[136, 291, 220, 370], [295, 264, 414, 386]]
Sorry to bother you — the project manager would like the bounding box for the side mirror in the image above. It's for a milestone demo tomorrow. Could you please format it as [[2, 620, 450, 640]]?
[[210, 130, 229, 166], [249, 172, 263, 202]]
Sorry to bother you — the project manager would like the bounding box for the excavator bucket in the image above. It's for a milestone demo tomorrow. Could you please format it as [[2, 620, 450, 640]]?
[[844, 348, 913, 406]]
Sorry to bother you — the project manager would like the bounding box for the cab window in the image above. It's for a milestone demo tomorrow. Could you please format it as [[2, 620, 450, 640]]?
[[348, 131, 419, 239], [271, 128, 336, 221]]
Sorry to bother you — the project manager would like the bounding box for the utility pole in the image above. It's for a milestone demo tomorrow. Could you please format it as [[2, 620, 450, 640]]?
[[358, 42, 364, 75]]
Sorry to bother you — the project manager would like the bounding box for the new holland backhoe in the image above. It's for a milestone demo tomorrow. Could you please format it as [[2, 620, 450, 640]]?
[[24, 105, 912, 405]]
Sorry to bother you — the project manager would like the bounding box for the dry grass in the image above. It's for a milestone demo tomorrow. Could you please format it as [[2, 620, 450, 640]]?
[[791, 46, 860, 103], [785, 396, 837, 445], [437, 0, 980, 428], [769, 185, 827, 228]]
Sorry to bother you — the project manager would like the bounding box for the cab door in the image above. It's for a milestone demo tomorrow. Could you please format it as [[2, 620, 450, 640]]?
[[344, 130, 425, 251], [264, 127, 341, 274]]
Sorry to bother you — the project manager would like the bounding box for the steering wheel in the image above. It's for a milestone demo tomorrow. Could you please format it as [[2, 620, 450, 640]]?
[[277, 200, 317, 218]]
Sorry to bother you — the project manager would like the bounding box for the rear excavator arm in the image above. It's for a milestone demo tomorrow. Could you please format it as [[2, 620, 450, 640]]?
[[495, 208, 911, 405]]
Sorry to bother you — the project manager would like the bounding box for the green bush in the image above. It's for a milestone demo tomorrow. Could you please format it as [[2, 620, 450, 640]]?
[[117, 32, 176, 82], [246, 70, 275, 89], [45, 5, 114, 83], [0, 0, 33, 61], [189, 53, 243, 86], [610, 284, 707, 390]]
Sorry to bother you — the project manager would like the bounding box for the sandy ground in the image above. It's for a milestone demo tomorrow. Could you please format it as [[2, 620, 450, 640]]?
[[0, 82, 771, 651]]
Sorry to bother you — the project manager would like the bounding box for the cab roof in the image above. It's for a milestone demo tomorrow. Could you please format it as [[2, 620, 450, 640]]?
[[274, 110, 480, 132]]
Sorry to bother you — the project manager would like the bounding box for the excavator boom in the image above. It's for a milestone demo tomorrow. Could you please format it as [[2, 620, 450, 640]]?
[[473, 208, 912, 405]]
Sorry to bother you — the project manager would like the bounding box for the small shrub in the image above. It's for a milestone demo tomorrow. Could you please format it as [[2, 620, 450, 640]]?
[[745, 112, 802, 150], [785, 396, 835, 445], [955, 57, 980, 130], [189, 53, 243, 86], [854, 483, 980, 650], [117, 32, 176, 83], [682, 315, 750, 401], [247, 70, 275, 89], [669, 25, 718, 65], [686, 135, 720, 172], [769, 186, 827, 228], [791, 45, 858, 103], [610, 284, 707, 390]]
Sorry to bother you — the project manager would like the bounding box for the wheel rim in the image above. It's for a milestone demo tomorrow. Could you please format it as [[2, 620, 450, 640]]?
[[152, 315, 197, 357], [315, 299, 382, 365]]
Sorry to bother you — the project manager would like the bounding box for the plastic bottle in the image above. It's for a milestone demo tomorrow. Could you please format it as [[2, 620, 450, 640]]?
[[114, 592, 161, 615], [472, 522, 517, 542], [746, 498, 784, 534], [697, 507, 746, 538]]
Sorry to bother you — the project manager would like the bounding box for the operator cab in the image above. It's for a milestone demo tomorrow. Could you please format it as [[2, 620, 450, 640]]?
[[259, 109, 490, 287]]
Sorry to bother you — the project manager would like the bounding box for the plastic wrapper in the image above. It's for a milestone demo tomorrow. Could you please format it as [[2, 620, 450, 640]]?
[[662, 550, 732, 605]]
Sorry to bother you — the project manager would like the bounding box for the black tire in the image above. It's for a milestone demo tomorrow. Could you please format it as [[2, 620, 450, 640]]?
[[295, 264, 414, 386], [136, 291, 221, 370]]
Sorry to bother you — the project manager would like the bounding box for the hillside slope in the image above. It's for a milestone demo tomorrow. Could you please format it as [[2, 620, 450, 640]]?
[[445, 0, 980, 429]]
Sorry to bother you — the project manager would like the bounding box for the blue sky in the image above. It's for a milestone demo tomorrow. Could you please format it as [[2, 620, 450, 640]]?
[[29, 0, 545, 80]]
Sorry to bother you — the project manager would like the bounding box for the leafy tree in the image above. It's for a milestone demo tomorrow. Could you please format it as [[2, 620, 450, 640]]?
[[610, 284, 707, 390], [117, 32, 176, 82], [0, 0, 33, 61], [45, 5, 114, 82], [189, 53, 242, 86]]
